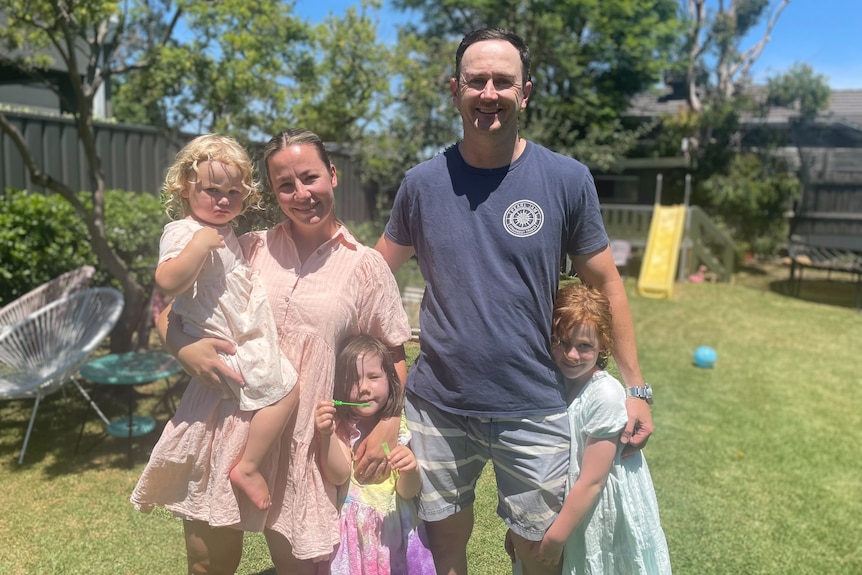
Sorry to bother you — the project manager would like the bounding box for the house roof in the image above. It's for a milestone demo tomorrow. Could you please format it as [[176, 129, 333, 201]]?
[[627, 86, 862, 131]]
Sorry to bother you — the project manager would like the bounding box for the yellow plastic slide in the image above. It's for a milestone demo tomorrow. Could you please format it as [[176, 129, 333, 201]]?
[[637, 205, 687, 299]]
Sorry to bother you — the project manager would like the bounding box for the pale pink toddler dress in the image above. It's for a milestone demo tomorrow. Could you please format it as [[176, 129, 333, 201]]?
[[158, 219, 297, 410]]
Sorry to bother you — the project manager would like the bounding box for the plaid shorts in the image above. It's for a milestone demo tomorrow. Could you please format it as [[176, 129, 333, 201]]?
[[405, 392, 570, 541]]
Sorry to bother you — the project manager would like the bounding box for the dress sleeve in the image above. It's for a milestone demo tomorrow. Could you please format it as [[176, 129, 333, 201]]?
[[581, 374, 628, 439], [238, 229, 266, 266], [354, 248, 412, 347], [158, 221, 196, 264], [397, 414, 412, 446]]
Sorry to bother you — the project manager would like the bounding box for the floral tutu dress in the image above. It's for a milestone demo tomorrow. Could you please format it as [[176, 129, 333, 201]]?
[[328, 421, 435, 575]]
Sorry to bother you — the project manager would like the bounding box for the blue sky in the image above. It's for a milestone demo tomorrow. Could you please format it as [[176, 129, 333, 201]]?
[[292, 0, 862, 90]]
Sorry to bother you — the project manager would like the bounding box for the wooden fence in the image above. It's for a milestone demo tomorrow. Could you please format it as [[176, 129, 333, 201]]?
[[600, 204, 735, 282]]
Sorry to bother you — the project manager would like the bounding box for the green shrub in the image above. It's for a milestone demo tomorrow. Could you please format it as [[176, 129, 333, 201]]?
[[0, 189, 166, 306], [699, 153, 799, 258]]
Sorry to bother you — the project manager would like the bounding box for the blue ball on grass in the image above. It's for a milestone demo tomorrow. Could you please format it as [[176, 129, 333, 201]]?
[[693, 346, 717, 368]]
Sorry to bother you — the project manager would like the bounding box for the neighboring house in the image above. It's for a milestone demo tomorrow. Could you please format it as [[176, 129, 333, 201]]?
[[612, 80, 862, 252]]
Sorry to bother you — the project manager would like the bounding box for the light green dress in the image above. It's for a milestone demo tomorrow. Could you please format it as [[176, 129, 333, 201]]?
[[561, 371, 672, 575]]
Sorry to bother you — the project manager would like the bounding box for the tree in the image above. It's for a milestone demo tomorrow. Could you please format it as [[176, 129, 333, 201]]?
[[0, 0, 178, 351], [291, 0, 395, 144], [110, 0, 313, 145], [1, 1, 407, 350], [681, 0, 791, 113], [766, 63, 830, 122], [766, 63, 831, 207], [657, 1, 829, 257], [111, 0, 397, 148], [359, 30, 461, 213], [389, 0, 681, 168]]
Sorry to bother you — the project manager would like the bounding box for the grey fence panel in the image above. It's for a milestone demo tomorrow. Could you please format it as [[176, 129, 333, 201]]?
[[330, 148, 372, 225], [1, 111, 375, 223], [1, 110, 185, 196]]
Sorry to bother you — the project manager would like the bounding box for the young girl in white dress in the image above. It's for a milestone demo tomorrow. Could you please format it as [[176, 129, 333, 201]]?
[[510, 282, 672, 574], [314, 335, 434, 575], [156, 134, 298, 510]]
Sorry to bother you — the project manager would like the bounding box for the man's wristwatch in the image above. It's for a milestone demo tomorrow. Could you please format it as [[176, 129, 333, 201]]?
[[625, 384, 653, 405]]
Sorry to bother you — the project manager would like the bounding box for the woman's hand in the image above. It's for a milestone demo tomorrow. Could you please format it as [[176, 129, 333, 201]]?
[[176, 337, 243, 390], [353, 416, 398, 483], [161, 306, 242, 390]]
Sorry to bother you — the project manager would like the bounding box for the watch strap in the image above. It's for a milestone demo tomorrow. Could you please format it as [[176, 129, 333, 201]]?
[[625, 384, 653, 404]]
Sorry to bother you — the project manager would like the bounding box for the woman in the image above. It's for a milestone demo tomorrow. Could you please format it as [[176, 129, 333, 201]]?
[[131, 129, 412, 574]]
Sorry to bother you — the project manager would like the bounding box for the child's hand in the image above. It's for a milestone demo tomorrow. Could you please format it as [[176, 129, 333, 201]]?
[[314, 401, 336, 436], [503, 530, 517, 564], [386, 444, 417, 473], [533, 535, 564, 567], [193, 226, 226, 251]]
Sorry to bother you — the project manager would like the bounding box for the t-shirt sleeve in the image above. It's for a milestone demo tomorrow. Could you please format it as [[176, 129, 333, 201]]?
[[384, 176, 414, 247], [582, 375, 628, 439], [354, 248, 412, 347], [564, 168, 609, 257]]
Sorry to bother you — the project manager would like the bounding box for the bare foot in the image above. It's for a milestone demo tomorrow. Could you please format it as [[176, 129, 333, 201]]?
[[229, 464, 272, 510]]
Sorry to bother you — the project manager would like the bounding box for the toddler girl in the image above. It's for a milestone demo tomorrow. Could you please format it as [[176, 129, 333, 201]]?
[[314, 334, 434, 575], [157, 134, 298, 510], [510, 282, 672, 574]]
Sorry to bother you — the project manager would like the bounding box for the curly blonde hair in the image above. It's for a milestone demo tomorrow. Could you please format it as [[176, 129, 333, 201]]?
[[162, 134, 260, 221]]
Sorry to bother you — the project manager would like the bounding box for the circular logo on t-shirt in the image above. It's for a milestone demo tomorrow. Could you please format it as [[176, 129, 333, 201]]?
[[503, 200, 544, 237]]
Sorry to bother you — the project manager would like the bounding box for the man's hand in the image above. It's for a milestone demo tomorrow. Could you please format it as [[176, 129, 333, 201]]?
[[620, 396, 654, 457]]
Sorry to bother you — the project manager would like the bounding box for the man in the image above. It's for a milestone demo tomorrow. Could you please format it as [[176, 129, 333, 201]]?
[[374, 28, 654, 575]]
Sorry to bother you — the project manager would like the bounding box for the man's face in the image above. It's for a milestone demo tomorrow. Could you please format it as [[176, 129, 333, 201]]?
[[451, 39, 531, 136]]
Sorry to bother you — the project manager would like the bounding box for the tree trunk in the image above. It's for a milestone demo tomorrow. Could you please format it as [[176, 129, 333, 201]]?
[[0, 111, 150, 353]]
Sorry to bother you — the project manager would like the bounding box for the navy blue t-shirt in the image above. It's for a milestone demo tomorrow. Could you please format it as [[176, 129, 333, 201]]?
[[385, 141, 608, 417]]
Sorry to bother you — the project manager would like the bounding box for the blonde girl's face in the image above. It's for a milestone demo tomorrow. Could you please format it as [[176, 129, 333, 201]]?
[[267, 144, 337, 230], [181, 160, 245, 226], [552, 322, 602, 386], [348, 352, 390, 419]]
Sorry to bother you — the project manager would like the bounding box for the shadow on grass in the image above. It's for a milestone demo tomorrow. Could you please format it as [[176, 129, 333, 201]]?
[[768, 276, 860, 312], [0, 374, 187, 475], [732, 262, 860, 312]]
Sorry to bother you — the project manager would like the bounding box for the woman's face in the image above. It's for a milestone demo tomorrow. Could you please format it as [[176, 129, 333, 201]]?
[[267, 144, 337, 229]]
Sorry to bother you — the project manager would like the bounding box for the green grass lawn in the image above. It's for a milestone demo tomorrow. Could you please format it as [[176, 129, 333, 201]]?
[[1, 263, 860, 574]]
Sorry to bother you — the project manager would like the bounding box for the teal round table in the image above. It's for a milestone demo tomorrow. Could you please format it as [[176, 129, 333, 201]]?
[[80, 351, 181, 466]]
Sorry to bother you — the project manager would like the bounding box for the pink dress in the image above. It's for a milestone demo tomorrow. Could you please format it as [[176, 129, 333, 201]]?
[[131, 221, 412, 561]]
